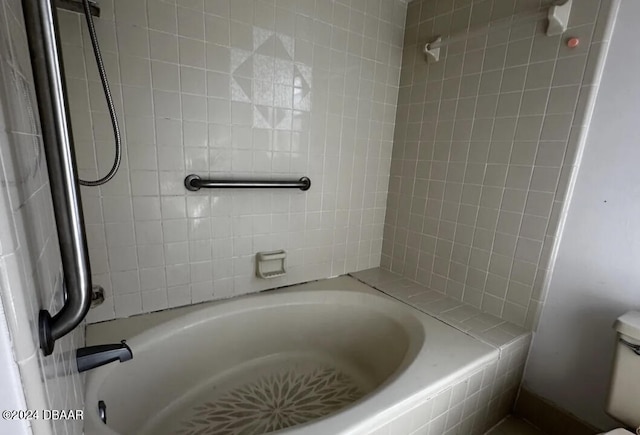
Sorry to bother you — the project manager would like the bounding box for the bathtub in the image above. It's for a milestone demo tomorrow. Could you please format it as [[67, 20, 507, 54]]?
[[84, 276, 497, 435]]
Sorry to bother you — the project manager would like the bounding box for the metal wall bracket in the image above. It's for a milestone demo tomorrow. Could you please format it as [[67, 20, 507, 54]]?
[[423, 37, 441, 63], [547, 0, 572, 36], [91, 285, 104, 307]]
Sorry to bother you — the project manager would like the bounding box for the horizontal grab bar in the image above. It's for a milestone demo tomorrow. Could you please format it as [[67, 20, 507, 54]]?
[[184, 175, 311, 192]]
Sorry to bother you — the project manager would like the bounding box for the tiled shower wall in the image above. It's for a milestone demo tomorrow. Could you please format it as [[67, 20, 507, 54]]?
[[383, 0, 613, 328], [0, 1, 84, 434], [59, 0, 408, 322]]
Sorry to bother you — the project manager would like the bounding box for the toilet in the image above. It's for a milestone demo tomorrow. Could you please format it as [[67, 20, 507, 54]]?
[[601, 311, 640, 435]]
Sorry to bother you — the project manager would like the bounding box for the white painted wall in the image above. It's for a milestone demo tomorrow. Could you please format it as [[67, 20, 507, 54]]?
[[0, 298, 30, 435], [524, 0, 640, 430]]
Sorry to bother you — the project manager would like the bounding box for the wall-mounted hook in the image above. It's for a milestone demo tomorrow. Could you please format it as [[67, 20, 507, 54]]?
[[547, 0, 573, 36], [423, 36, 441, 63]]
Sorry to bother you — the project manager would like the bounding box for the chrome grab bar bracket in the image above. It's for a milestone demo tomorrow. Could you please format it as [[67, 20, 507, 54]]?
[[184, 174, 202, 191]]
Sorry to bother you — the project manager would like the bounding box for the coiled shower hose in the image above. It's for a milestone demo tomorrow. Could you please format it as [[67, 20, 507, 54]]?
[[78, 0, 121, 186]]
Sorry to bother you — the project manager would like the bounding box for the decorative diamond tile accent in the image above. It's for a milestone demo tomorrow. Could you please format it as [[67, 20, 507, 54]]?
[[273, 35, 293, 61], [274, 108, 292, 130], [254, 54, 275, 82], [253, 28, 273, 54], [230, 29, 304, 123], [233, 56, 253, 79], [231, 77, 252, 102], [253, 106, 272, 128], [230, 49, 252, 76]]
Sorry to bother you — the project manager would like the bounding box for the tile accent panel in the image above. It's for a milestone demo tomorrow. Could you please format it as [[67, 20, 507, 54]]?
[[58, 0, 408, 322], [0, 1, 85, 434], [382, 0, 616, 328]]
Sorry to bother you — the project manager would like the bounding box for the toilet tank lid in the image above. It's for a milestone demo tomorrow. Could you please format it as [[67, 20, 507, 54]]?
[[614, 311, 640, 338]]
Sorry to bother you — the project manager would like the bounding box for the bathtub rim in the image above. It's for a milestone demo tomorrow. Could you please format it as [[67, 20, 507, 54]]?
[[84, 276, 499, 435]]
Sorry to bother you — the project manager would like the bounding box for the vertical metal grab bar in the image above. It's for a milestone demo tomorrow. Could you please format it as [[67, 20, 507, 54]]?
[[22, 0, 92, 356]]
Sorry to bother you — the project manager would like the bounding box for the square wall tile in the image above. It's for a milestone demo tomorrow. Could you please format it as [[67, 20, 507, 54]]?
[[382, 0, 613, 328], [62, 0, 409, 322]]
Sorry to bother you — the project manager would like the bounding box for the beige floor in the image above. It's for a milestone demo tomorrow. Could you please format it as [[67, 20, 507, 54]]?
[[486, 416, 547, 435]]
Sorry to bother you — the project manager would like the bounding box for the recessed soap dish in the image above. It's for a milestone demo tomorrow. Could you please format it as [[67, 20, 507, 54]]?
[[256, 250, 286, 279]]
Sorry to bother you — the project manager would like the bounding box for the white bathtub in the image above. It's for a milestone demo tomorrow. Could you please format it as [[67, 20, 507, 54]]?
[[84, 277, 496, 435]]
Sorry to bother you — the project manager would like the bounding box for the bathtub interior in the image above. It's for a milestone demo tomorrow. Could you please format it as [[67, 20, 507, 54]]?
[[91, 295, 421, 435]]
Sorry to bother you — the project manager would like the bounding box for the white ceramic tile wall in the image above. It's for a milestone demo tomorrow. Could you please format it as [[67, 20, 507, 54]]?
[[351, 267, 533, 434], [352, 267, 528, 348], [58, 0, 408, 322], [382, 0, 614, 328], [368, 334, 531, 435], [0, 1, 85, 435]]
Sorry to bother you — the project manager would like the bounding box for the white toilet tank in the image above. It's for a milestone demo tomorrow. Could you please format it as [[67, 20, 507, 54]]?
[[606, 311, 640, 429]]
